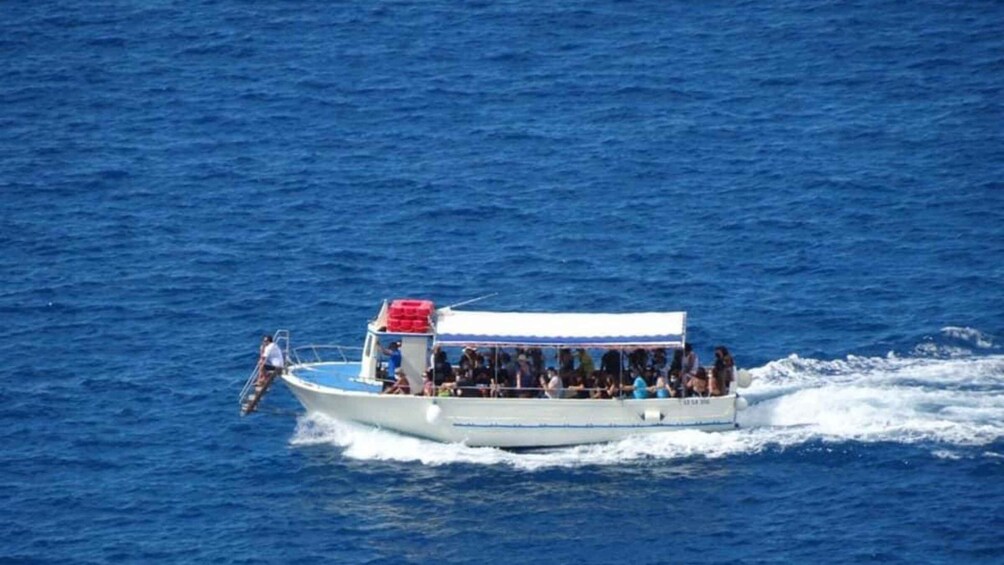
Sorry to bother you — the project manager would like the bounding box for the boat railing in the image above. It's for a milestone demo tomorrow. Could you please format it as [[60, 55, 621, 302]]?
[[382, 381, 731, 399], [238, 358, 266, 404], [290, 344, 364, 366]]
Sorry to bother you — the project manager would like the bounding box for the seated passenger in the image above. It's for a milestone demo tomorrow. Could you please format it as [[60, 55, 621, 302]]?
[[383, 368, 411, 395], [422, 370, 435, 396], [492, 363, 512, 398], [473, 368, 492, 397], [568, 372, 589, 399], [454, 369, 475, 397], [687, 367, 709, 397], [631, 370, 649, 399], [668, 369, 683, 397], [604, 374, 622, 399], [540, 368, 564, 399], [654, 375, 673, 398], [588, 371, 606, 399]]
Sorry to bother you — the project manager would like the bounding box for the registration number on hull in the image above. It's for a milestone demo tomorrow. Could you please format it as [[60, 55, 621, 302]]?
[[682, 398, 711, 406]]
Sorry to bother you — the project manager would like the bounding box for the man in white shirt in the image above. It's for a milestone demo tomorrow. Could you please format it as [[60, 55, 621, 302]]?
[[259, 335, 284, 385]]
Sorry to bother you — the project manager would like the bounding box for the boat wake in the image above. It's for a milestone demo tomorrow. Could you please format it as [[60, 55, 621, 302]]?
[[290, 327, 1004, 470]]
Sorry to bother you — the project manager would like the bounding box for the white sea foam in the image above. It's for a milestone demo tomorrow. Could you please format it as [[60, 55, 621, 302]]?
[[290, 353, 1004, 469], [940, 326, 995, 349], [912, 326, 997, 357]]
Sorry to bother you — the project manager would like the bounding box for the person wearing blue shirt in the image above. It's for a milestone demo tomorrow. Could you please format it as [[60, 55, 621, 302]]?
[[378, 341, 402, 387], [632, 372, 649, 399]]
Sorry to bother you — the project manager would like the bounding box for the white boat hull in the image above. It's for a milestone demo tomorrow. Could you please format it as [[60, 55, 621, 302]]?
[[282, 364, 738, 448]]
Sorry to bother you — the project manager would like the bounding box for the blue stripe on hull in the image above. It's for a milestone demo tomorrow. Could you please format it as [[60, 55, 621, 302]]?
[[452, 420, 734, 430]]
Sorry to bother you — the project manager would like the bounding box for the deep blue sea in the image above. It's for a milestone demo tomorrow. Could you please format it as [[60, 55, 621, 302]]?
[[3, 1, 1003, 563]]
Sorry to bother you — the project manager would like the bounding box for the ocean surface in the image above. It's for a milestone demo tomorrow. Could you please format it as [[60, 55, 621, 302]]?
[[3, 1, 1003, 563]]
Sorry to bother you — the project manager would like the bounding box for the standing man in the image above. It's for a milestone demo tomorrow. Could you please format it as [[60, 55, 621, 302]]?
[[378, 340, 403, 387]]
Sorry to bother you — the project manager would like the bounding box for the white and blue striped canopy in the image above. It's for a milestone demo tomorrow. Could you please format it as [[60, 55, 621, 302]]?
[[433, 309, 686, 348]]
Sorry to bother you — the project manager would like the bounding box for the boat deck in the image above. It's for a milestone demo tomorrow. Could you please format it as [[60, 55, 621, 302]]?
[[288, 362, 381, 393]]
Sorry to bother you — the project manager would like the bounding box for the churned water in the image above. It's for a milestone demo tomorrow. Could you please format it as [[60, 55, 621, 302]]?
[[3, 1, 1003, 563]]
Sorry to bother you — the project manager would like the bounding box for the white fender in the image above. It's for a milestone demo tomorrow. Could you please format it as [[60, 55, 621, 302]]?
[[643, 409, 663, 422], [425, 404, 442, 424], [735, 396, 749, 411], [736, 369, 753, 388]]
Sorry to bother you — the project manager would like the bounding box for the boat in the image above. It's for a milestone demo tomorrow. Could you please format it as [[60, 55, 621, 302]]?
[[241, 298, 752, 448]]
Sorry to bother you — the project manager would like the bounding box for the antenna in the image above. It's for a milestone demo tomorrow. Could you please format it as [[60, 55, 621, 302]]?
[[446, 292, 498, 310]]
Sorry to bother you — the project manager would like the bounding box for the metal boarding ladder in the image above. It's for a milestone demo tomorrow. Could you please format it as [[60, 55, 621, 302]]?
[[239, 329, 290, 415]]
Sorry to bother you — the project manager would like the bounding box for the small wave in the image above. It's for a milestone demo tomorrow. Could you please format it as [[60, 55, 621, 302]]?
[[940, 326, 995, 349], [290, 352, 1004, 469]]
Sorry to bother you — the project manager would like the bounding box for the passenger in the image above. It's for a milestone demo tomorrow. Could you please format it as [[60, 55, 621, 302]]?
[[652, 348, 667, 372], [454, 369, 475, 397], [687, 367, 709, 397], [654, 375, 672, 398], [494, 352, 512, 397], [432, 346, 451, 376], [631, 370, 650, 399], [515, 354, 536, 398], [490, 376, 503, 398], [258, 335, 284, 386], [436, 369, 454, 397], [588, 371, 606, 399], [708, 370, 720, 396], [669, 348, 683, 377], [503, 351, 518, 383], [383, 368, 411, 395], [558, 349, 575, 373], [629, 348, 648, 374], [474, 368, 492, 397], [377, 340, 403, 389], [643, 368, 657, 387], [568, 372, 589, 399], [681, 343, 699, 383], [606, 374, 624, 399], [528, 348, 544, 374], [540, 368, 564, 399], [576, 349, 595, 376], [600, 349, 622, 376], [483, 347, 498, 373], [668, 369, 683, 397], [422, 369, 435, 396], [712, 346, 735, 396], [434, 360, 453, 386], [459, 346, 480, 374]]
